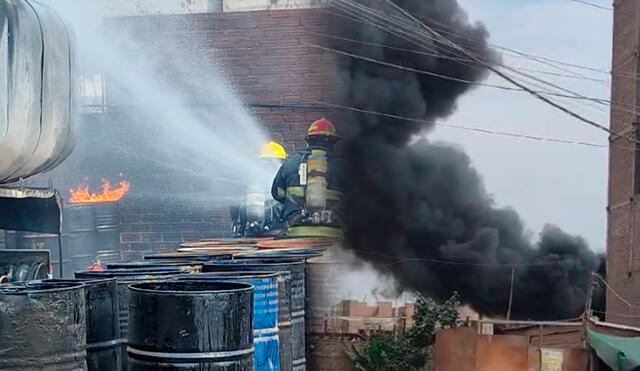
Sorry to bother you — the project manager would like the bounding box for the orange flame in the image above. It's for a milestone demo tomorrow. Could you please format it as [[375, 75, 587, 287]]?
[[70, 180, 130, 204]]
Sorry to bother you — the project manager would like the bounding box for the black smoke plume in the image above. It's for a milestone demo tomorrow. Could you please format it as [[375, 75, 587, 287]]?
[[333, 0, 601, 319]]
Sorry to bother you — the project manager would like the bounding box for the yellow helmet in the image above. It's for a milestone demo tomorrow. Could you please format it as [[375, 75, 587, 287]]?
[[260, 141, 287, 160]]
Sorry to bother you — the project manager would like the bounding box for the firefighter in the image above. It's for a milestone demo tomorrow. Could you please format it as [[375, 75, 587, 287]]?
[[231, 141, 287, 237], [271, 118, 346, 238]]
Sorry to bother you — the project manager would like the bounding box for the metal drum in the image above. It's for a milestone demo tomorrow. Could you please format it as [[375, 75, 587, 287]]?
[[176, 272, 280, 371], [94, 203, 122, 264], [16, 232, 68, 278], [107, 261, 203, 273], [0, 0, 76, 184], [40, 278, 121, 371], [75, 268, 181, 370], [64, 204, 97, 275], [204, 258, 306, 371], [143, 252, 232, 262], [0, 282, 86, 370], [127, 281, 254, 370]]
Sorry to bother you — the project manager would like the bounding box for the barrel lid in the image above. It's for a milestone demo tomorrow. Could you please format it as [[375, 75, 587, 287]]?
[[143, 252, 232, 261], [107, 261, 203, 269], [129, 280, 254, 295], [75, 267, 181, 278], [0, 281, 84, 294], [175, 271, 280, 280]]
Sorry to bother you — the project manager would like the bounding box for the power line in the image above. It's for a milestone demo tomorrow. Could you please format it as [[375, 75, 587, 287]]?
[[569, 0, 613, 11], [312, 101, 609, 148], [332, 0, 638, 145], [302, 41, 609, 104], [356, 250, 589, 267], [303, 29, 610, 84], [593, 274, 639, 308]]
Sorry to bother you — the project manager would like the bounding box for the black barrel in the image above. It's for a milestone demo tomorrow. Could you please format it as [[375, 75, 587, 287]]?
[[76, 268, 181, 370], [64, 204, 98, 274], [94, 203, 122, 264], [16, 232, 69, 278], [41, 278, 122, 371], [127, 281, 254, 370], [204, 258, 306, 371], [0, 282, 87, 370]]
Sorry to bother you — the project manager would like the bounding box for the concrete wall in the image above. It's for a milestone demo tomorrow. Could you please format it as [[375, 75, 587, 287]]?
[[607, 0, 640, 327]]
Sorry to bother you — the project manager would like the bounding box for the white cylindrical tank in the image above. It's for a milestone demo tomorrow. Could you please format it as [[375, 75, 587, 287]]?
[[0, 0, 76, 184]]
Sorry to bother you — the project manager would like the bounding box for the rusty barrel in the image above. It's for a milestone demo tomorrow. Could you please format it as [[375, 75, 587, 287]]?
[[0, 282, 87, 370], [76, 268, 181, 370], [127, 281, 254, 370], [175, 272, 280, 371], [41, 278, 121, 371], [204, 258, 306, 371], [64, 204, 98, 275], [94, 203, 122, 265]]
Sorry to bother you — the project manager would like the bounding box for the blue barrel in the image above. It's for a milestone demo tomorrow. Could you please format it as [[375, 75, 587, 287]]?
[[203, 258, 306, 371], [175, 272, 280, 371], [127, 281, 254, 370]]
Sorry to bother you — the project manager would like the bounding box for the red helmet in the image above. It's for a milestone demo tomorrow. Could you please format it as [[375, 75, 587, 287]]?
[[306, 118, 338, 139]]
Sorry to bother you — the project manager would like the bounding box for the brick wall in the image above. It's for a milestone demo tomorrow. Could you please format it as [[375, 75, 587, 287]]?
[[607, 0, 640, 327], [42, 8, 341, 260]]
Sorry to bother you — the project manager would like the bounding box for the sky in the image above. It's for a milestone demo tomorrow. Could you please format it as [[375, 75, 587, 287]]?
[[431, 0, 612, 251]]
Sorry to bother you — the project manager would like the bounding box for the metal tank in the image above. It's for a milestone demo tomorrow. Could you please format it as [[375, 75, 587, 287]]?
[[0, 282, 87, 370], [41, 278, 122, 371], [63, 204, 97, 275], [127, 281, 255, 370], [0, 0, 77, 184], [94, 203, 123, 265], [75, 268, 182, 370]]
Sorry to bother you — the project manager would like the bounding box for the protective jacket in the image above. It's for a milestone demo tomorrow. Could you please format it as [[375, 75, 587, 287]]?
[[271, 145, 347, 226]]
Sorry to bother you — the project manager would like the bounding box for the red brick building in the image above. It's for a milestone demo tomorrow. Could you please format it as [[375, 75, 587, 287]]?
[[44, 3, 342, 259], [607, 0, 640, 326]]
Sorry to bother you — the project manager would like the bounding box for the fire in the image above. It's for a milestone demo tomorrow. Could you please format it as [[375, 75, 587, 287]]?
[[70, 180, 130, 204]]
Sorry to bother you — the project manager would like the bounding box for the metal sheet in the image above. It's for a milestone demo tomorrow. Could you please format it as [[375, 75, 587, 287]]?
[[0, 0, 76, 184]]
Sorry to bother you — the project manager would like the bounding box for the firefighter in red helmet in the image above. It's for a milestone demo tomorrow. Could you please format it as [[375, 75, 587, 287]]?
[[271, 118, 346, 237]]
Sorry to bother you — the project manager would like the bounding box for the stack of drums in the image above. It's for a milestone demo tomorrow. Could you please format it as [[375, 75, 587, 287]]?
[[75, 268, 182, 370], [127, 281, 254, 370], [175, 272, 281, 370], [40, 278, 122, 371], [204, 258, 306, 371], [0, 282, 87, 370]]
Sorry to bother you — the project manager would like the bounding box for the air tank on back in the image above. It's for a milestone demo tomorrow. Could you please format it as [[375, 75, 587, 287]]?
[[0, 0, 77, 184]]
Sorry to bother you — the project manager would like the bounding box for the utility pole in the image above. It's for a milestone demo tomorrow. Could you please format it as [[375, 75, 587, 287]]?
[[582, 273, 597, 348], [506, 266, 516, 322]]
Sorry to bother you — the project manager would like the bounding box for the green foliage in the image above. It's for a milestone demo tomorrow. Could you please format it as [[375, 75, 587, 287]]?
[[348, 292, 461, 371]]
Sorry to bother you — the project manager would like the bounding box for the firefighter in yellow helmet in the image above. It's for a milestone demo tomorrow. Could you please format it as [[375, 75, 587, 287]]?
[[231, 141, 288, 237], [271, 118, 346, 238]]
